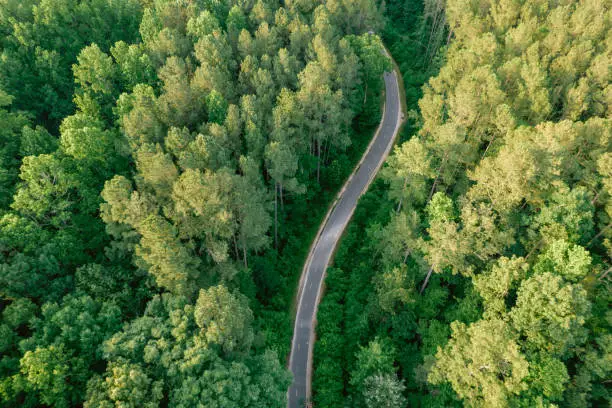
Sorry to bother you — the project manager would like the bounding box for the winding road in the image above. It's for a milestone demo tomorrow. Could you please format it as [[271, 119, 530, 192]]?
[[287, 54, 404, 408]]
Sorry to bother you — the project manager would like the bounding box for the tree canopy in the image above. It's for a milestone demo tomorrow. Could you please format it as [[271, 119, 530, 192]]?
[[0, 0, 386, 406], [313, 0, 611, 407]]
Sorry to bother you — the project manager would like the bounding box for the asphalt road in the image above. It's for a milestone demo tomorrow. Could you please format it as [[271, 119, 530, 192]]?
[[287, 67, 403, 408]]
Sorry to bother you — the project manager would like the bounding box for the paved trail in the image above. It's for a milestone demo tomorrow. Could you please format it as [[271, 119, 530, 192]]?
[[287, 62, 403, 408]]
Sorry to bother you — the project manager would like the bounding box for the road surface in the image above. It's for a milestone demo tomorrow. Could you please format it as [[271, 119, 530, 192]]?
[[287, 62, 403, 408]]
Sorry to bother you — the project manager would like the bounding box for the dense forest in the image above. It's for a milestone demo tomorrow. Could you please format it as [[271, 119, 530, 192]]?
[[314, 0, 611, 407], [0, 0, 389, 406], [1, 0, 610, 407]]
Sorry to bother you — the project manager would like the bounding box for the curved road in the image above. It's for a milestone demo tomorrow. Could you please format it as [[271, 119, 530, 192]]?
[[288, 59, 403, 408]]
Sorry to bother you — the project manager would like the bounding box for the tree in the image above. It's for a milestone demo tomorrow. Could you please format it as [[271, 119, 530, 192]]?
[[136, 214, 203, 297], [296, 61, 348, 182], [467, 128, 550, 214], [116, 84, 165, 150], [11, 154, 78, 227], [509, 273, 591, 357], [473, 256, 529, 318], [17, 295, 122, 408], [18, 345, 72, 408], [533, 240, 592, 283], [529, 186, 595, 248], [230, 157, 272, 267], [363, 374, 407, 408], [187, 10, 221, 39], [193, 31, 236, 99], [59, 113, 117, 163], [374, 265, 416, 314], [0, 91, 31, 208], [458, 201, 515, 266], [429, 319, 529, 408], [328, 0, 383, 35], [0, 0, 142, 126], [227, 6, 248, 44], [194, 285, 254, 355], [421, 193, 471, 280], [384, 138, 435, 212], [522, 353, 569, 403], [19, 126, 57, 158], [157, 56, 203, 128], [85, 361, 164, 408], [206, 89, 229, 124], [346, 33, 390, 115], [350, 338, 397, 391], [265, 141, 303, 247], [87, 293, 289, 408], [171, 168, 235, 264], [373, 210, 422, 266], [110, 41, 156, 90], [75, 263, 149, 313], [72, 44, 118, 121], [135, 144, 179, 199]]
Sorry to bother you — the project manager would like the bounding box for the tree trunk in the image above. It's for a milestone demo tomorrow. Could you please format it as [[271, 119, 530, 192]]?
[[280, 181, 284, 211], [317, 140, 321, 184], [274, 182, 278, 249], [591, 190, 600, 205], [403, 246, 411, 264], [233, 234, 240, 259], [428, 156, 447, 203], [481, 134, 496, 160], [525, 238, 543, 260], [243, 246, 248, 269], [324, 138, 332, 164], [420, 264, 435, 294], [396, 176, 409, 213], [599, 266, 611, 281], [588, 224, 611, 247], [428, 175, 440, 203]]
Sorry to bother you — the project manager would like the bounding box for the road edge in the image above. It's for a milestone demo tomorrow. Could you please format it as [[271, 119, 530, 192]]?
[[287, 45, 406, 406]]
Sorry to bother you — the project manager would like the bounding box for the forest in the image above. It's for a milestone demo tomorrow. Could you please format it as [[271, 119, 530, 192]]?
[[313, 0, 611, 407], [0, 0, 387, 407], [0, 0, 610, 407]]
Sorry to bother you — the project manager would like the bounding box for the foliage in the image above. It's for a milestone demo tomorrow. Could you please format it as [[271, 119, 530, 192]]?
[[314, 0, 612, 407], [0, 0, 388, 406]]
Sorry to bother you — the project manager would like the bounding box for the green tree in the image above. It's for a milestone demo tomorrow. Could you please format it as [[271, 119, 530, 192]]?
[[351, 338, 397, 391], [59, 113, 118, 163], [194, 285, 254, 355], [19, 126, 57, 158], [206, 89, 229, 124], [510, 273, 591, 357], [0, 91, 30, 208], [72, 44, 118, 120], [429, 319, 529, 408], [136, 214, 203, 297], [116, 84, 165, 150], [0, 0, 142, 126], [384, 138, 435, 212], [17, 295, 122, 407], [86, 293, 289, 407], [231, 157, 272, 267], [363, 373, 407, 408]]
